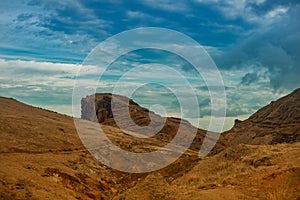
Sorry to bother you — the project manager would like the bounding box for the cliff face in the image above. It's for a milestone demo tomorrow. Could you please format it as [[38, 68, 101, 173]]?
[[81, 93, 151, 124], [81, 93, 117, 123], [224, 88, 300, 145]]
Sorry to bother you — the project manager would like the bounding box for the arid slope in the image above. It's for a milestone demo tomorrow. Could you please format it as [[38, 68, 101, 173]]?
[[0, 97, 199, 199], [0, 89, 299, 199], [224, 88, 300, 145]]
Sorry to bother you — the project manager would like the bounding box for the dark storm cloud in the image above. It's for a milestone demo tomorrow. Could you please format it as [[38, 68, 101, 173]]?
[[216, 5, 300, 91]]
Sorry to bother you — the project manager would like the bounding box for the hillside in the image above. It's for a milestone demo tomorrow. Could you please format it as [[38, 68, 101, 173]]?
[[224, 88, 300, 145], [0, 97, 200, 199], [114, 142, 300, 200], [81, 93, 227, 154], [0, 89, 299, 199]]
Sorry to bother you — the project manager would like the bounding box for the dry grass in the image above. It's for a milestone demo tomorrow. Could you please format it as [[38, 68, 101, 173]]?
[[184, 156, 254, 189], [265, 176, 292, 200], [1, 97, 299, 199], [159, 143, 300, 200]]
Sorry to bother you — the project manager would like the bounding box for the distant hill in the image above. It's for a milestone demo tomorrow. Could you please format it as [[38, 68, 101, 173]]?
[[224, 88, 300, 145]]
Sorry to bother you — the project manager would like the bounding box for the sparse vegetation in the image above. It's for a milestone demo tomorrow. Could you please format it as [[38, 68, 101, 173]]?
[[0, 89, 300, 199]]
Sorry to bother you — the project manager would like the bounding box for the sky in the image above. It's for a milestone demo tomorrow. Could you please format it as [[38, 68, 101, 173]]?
[[0, 0, 299, 131]]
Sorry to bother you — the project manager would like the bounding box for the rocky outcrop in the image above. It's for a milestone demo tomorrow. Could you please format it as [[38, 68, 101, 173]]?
[[81, 93, 151, 124]]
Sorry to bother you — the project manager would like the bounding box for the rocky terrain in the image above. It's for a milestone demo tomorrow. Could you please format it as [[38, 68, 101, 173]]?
[[0, 88, 299, 199], [224, 88, 300, 146]]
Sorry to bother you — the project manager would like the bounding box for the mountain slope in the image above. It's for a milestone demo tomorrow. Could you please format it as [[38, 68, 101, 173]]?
[[0, 97, 112, 199], [114, 142, 300, 200], [0, 89, 299, 199], [0, 97, 200, 199], [224, 88, 300, 145]]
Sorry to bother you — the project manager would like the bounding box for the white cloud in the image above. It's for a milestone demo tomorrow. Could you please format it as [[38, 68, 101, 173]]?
[[140, 0, 189, 13], [127, 11, 148, 18], [0, 83, 23, 89], [0, 59, 108, 94], [194, 0, 289, 24], [265, 6, 289, 19], [126, 11, 164, 23], [0, 59, 104, 77]]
